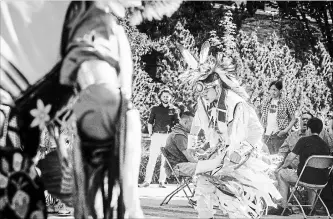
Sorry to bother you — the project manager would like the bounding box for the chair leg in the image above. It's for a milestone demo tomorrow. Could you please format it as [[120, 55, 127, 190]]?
[[167, 184, 188, 204], [181, 185, 193, 203], [160, 184, 187, 206], [282, 188, 307, 219], [314, 190, 331, 218], [184, 180, 194, 197], [293, 192, 307, 219], [161, 187, 182, 205]]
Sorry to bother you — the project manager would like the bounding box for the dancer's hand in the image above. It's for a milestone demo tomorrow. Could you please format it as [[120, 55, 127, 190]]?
[[277, 130, 287, 137], [229, 151, 241, 164], [274, 167, 282, 174], [261, 156, 271, 165], [198, 154, 208, 160]]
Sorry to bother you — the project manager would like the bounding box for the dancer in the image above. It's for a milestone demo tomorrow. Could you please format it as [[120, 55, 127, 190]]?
[[1, 1, 182, 218], [178, 42, 282, 218]]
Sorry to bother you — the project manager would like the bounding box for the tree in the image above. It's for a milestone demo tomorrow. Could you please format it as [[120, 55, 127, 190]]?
[[275, 1, 333, 98], [244, 1, 333, 58], [136, 1, 245, 47], [123, 19, 200, 128], [207, 11, 332, 118], [124, 4, 332, 127]]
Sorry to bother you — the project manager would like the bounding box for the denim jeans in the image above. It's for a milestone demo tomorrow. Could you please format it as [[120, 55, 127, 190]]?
[[263, 133, 288, 154]]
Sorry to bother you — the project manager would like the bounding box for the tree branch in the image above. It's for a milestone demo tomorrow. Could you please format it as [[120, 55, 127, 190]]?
[[329, 2, 333, 23], [296, 3, 316, 52], [314, 8, 327, 40], [321, 4, 333, 56]]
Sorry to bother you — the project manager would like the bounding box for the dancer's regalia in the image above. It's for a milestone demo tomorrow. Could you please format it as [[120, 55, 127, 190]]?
[[178, 42, 282, 218], [0, 1, 181, 218]]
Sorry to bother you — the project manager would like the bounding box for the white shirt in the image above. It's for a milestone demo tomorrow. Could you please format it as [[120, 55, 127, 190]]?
[[265, 99, 279, 135]]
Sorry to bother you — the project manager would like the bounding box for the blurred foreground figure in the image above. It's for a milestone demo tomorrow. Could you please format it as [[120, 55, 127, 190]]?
[[0, 1, 181, 218]]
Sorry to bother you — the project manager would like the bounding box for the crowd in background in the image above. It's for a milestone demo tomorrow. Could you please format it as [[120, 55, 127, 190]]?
[[139, 79, 333, 216]]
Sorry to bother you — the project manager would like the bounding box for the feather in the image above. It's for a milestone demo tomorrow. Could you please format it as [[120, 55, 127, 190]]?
[[129, 0, 182, 26], [199, 41, 210, 64], [178, 45, 198, 69]]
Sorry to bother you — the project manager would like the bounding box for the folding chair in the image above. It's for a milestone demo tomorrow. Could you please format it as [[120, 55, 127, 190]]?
[[282, 155, 333, 218], [160, 147, 195, 207]]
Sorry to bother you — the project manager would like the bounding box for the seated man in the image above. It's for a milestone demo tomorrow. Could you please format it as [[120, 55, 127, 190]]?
[[164, 111, 198, 177], [278, 112, 332, 169], [278, 112, 313, 169], [272, 117, 331, 215]]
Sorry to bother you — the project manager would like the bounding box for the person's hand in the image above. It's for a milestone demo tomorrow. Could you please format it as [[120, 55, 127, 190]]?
[[198, 153, 208, 160], [274, 167, 282, 174], [148, 132, 153, 137], [261, 156, 271, 165], [229, 151, 241, 164], [195, 148, 205, 154], [277, 130, 287, 137]]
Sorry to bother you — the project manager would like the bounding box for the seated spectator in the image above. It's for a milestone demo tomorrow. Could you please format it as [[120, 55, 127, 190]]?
[[163, 111, 198, 177], [270, 117, 331, 215], [278, 112, 332, 169]]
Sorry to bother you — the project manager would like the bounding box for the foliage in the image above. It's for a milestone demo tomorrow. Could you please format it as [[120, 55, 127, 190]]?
[[275, 1, 333, 58], [126, 10, 332, 128], [136, 1, 242, 47], [154, 22, 199, 107], [125, 18, 201, 128], [209, 11, 332, 120], [121, 20, 160, 127]]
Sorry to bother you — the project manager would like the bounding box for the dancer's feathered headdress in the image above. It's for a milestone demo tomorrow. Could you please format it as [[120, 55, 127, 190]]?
[[178, 41, 249, 100]]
